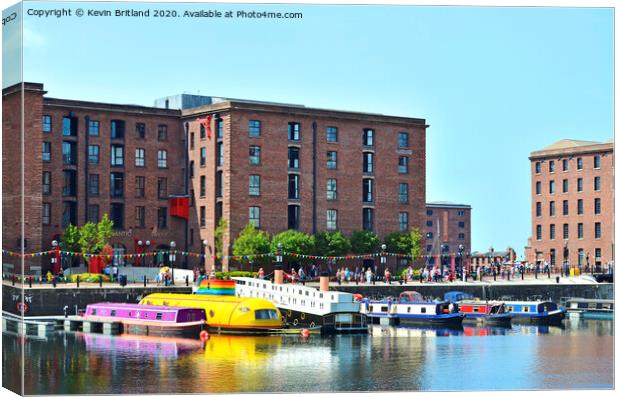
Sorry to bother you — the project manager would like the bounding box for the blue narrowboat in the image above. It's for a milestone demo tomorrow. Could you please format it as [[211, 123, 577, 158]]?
[[361, 291, 465, 327], [495, 300, 566, 324], [443, 291, 513, 326]]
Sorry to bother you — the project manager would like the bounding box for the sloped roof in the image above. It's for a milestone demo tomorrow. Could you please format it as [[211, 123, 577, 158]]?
[[542, 139, 602, 150]]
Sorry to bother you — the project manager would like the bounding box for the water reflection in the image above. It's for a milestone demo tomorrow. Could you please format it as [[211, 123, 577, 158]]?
[[1, 317, 613, 394]]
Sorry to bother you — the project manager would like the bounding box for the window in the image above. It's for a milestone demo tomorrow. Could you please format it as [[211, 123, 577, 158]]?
[[594, 176, 600, 191], [549, 201, 555, 216], [88, 145, 100, 164], [427, 232, 434, 239], [363, 152, 374, 174], [578, 249, 584, 267], [562, 159, 568, 172], [189, 161, 194, 179], [327, 209, 337, 230], [88, 120, 100, 136], [550, 224, 555, 240], [458, 221, 465, 228], [562, 200, 568, 216], [62, 117, 77, 136], [398, 132, 409, 148], [157, 150, 167, 168], [190, 189, 195, 207], [88, 174, 99, 196], [426, 245, 432, 252], [288, 147, 300, 169], [135, 148, 145, 167], [363, 179, 373, 203], [535, 161, 541, 174], [110, 173, 124, 198], [550, 248, 556, 267], [549, 180, 555, 194], [216, 143, 223, 166], [249, 120, 261, 137], [157, 124, 168, 141], [594, 198, 601, 215], [110, 203, 124, 230], [363, 129, 374, 146], [42, 203, 51, 225], [327, 127, 338, 143], [594, 155, 601, 169], [135, 206, 145, 228], [399, 212, 409, 232], [157, 177, 167, 199], [200, 124, 206, 140], [535, 202, 541, 217], [42, 115, 51, 133], [399, 183, 409, 203], [577, 199, 583, 215], [288, 122, 301, 141], [327, 151, 337, 169], [111, 145, 124, 166], [595, 222, 601, 239], [216, 119, 223, 139], [577, 178, 583, 192], [200, 206, 206, 227], [42, 172, 51, 195], [249, 175, 261, 196], [249, 207, 260, 227], [62, 141, 77, 165], [535, 181, 541, 195], [563, 224, 569, 239], [88, 205, 99, 223], [288, 205, 300, 230], [458, 233, 465, 240], [135, 122, 145, 139], [288, 174, 299, 199], [426, 220, 433, 227], [63, 170, 77, 196], [363, 208, 374, 231], [200, 147, 206, 167], [577, 157, 583, 170], [398, 156, 409, 174], [457, 210, 465, 216], [135, 176, 145, 198], [595, 248, 601, 260], [250, 145, 261, 165], [189, 132, 195, 149], [62, 202, 77, 228], [216, 171, 223, 198], [158, 207, 167, 228], [536, 225, 542, 240], [427, 209, 433, 216], [111, 120, 125, 139], [549, 160, 555, 173], [200, 176, 206, 197], [562, 179, 568, 193], [327, 179, 337, 200]]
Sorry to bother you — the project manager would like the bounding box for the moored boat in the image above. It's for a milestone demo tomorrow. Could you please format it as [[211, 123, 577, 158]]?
[[83, 302, 206, 336], [140, 293, 285, 334], [494, 300, 566, 325], [562, 298, 613, 320], [193, 279, 236, 296], [443, 291, 513, 326], [361, 291, 465, 327]]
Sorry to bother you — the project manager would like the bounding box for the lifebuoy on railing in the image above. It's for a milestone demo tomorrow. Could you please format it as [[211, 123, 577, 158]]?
[[16, 302, 27, 314], [310, 321, 316, 328], [300, 312, 305, 320], [293, 318, 299, 326], [287, 309, 292, 317]]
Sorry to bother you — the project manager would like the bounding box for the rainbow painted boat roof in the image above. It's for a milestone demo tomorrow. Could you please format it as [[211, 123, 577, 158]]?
[[195, 279, 236, 295]]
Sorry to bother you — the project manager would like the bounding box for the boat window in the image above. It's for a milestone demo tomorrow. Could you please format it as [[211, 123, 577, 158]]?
[[255, 309, 279, 320], [263, 284, 267, 289], [110, 310, 116, 317], [156, 313, 162, 320], [523, 306, 529, 312], [507, 306, 513, 312], [91, 309, 97, 316], [320, 303, 324, 309], [421, 307, 426, 314], [306, 291, 309, 296], [407, 307, 411, 313], [381, 306, 388, 312], [319, 293, 323, 299], [299, 290, 302, 295], [473, 307, 479, 313]]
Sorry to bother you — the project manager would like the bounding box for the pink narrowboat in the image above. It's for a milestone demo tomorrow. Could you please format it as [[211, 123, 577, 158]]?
[[84, 303, 206, 337]]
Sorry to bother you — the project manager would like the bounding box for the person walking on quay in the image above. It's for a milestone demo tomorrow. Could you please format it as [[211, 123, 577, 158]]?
[[336, 268, 342, 285], [384, 268, 391, 284], [298, 266, 306, 282], [422, 267, 429, 282], [365, 267, 373, 284], [258, 267, 265, 279]]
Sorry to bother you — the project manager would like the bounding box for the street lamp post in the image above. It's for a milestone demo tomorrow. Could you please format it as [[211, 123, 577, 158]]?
[[587, 252, 591, 276], [51, 240, 60, 275], [136, 240, 143, 267], [202, 239, 208, 274], [441, 243, 449, 280], [380, 244, 387, 283], [145, 240, 151, 267], [458, 244, 464, 282], [170, 241, 176, 286]]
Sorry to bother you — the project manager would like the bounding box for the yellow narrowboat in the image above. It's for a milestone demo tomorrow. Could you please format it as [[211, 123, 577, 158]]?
[[139, 293, 284, 333]]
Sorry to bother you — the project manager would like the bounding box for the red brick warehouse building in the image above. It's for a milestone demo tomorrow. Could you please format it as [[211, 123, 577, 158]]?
[[2, 83, 428, 273], [424, 201, 472, 262], [525, 139, 614, 272]]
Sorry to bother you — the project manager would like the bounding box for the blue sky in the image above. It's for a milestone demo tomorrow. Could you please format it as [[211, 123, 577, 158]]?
[[8, 1, 614, 254]]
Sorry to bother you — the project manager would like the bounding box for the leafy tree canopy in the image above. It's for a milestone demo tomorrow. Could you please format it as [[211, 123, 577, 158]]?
[[315, 231, 351, 257], [232, 224, 271, 259], [270, 230, 315, 255], [350, 230, 380, 254]]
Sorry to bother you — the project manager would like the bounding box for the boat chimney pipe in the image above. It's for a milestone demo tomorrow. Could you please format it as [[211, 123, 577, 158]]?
[[274, 264, 284, 285], [319, 271, 329, 292]]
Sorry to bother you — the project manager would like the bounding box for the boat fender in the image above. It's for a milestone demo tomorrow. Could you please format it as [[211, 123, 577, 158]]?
[[287, 309, 292, 317], [300, 312, 305, 320], [293, 318, 298, 326], [199, 330, 209, 341], [17, 302, 27, 313], [301, 328, 310, 338]]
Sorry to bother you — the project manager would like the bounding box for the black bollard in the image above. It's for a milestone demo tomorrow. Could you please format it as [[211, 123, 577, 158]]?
[[185, 275, 189, 286], [556, 276, 560, 284], [77, 275, 80, 288], [144, 275, 147, 287], [521, 270, 524, 281], [52, 276, 57, 288], [548, 268, 551, 278], [28, 277, 32, 288], [535, 269, 538, 279], [12, 274, 15, 286], [493, 270, 496, 282], [99, 276, 103, 288], [507, 271, 510, 281]]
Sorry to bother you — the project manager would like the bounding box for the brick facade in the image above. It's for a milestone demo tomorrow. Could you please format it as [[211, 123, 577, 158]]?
[[525, 140, 614, 271], [424, 202, 471, 258]]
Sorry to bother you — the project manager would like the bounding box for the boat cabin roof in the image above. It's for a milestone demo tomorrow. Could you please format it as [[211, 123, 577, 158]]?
[[444, 291, 474, 303], [87, 302, 196, 312], [398, 291, 425, 302]]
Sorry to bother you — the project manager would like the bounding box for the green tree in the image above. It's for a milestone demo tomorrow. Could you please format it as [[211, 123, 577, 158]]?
[[271, 230, 315, 256], [60, 224, 81, 268], [78, 222, 98, 261], [384, 232, 413, 254], [409, 227, 424, 266], [350, 230, 380, 254], [214, 218, 228, 259], [96, 213, 113, 252], [315, 231, 351, 257], [232, 224, 271, 268]]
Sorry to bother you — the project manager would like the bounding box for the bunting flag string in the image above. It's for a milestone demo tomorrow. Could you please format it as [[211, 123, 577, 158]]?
[[2, 248, 469, 261]]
